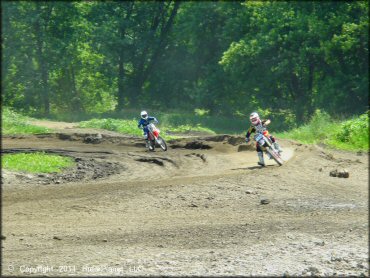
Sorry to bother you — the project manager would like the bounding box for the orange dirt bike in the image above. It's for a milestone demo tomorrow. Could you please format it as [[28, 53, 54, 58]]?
[[147, 123, 167, 151], [254, 131, 283, 166]]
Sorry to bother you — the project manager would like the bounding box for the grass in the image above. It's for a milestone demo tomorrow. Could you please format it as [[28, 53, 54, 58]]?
[[79, 118, 143, 136], [2, 152, 76, 173], [276, 110, 369, 152], [4, 106, 368, 152], [78, 118, 216, 139], [164, 124, 215, 134], [2, 107, 51, 135]]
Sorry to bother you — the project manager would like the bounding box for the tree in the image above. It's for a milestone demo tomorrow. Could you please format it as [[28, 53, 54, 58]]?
[[220, 1, 368, 122], [2, 1, 367, 121]]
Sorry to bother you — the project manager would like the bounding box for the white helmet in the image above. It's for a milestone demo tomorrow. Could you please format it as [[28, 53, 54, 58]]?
[[140, 110, 148, 120], [250, 112, 260, 125]]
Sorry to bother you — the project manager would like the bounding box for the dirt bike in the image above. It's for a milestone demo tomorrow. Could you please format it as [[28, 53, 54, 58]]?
[[254, 131, 283, 166], [147, 123, 167, 151]]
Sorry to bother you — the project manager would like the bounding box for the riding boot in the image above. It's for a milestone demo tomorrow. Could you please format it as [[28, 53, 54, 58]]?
[[273, 142, 282, 153], [257, 152, 265, 166]]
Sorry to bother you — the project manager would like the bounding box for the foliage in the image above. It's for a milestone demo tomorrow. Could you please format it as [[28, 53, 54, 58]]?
[[220, 2, 368, 122], [331, 112, 369, 150], [277, 110, 369, 151], [194, 108, 210, 116], [2, 107, 50, 135], [2, 1, 368, 125], [2, 152, 75, 173], [277, 109, 336, 143]]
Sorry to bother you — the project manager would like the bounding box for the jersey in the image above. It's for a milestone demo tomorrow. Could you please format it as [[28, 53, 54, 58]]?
[[246, 119, 269, 139], [138, 117, 158, 129]]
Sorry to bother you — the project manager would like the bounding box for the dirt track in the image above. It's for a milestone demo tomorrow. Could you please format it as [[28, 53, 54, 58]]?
[[1, 123, 369, 276]]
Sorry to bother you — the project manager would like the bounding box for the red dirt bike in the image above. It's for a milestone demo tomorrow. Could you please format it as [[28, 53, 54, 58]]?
[[147, 123, 167, 151], [254, 131, 283, 166]]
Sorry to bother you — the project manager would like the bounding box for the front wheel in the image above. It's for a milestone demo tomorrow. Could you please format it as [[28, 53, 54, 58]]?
[[156, 136, 167, 151], [266, 148, 283, 166]]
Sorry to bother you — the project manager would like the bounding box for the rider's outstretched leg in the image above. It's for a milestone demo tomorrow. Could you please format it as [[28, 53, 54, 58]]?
[[143, 130, 149, 148]]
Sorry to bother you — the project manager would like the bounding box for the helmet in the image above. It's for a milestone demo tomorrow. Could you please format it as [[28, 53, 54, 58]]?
[[250, 112, 260, 125], [140, 110, 148, 120]]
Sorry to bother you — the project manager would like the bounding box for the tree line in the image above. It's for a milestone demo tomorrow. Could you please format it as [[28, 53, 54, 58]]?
[[2, 1, 368, 123]]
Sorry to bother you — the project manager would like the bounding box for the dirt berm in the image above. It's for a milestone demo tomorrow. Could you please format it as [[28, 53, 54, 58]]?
[[1, 124, 368, 276]]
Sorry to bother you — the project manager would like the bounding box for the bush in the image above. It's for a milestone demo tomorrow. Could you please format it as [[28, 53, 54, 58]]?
[[277, 109, 337, 143], [307, 109, 334, 140], [334, 112, 369, 150], [100, 119, 119, 131], [277, 110, 369, 151]]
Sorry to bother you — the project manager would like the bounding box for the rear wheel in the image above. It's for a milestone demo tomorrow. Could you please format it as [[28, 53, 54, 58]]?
[[266, 148, 283, 166], [156, 136, 167, 151]]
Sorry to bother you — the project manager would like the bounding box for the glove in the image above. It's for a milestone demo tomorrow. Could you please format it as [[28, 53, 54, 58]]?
[[245, 137, 250, 143]]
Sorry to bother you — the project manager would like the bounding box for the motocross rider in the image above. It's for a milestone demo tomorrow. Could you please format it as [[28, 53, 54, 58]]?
[[245, 112, 282, 166], [138, 110, 159, 148]]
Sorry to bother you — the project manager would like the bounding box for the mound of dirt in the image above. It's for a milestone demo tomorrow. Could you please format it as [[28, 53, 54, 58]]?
[[204, 134, 245, 146], [184, 141, 212, 149]]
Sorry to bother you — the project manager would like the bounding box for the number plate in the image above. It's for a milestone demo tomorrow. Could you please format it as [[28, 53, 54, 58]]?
[[255, 133, 264, 141]]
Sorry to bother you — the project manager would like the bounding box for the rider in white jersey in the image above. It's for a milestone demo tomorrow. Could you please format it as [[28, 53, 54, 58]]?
[[245, 112, 282, 166]]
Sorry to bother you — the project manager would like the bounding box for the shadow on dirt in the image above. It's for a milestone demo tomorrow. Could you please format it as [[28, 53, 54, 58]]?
[[231, 165, 276, 171], [135, 158, 165, 166], [171, 141, 212, 150]]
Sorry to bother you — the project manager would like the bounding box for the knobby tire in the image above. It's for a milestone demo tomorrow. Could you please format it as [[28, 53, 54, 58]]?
[[266, 148, 283, 166]]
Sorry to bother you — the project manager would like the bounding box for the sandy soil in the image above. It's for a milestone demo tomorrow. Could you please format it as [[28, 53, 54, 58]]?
[[1, 122, 368, 276]]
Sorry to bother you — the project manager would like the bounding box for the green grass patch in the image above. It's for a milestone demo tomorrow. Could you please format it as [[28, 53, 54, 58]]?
[[276, 110, 369, 152], [2, 107, 50, 135], [78, 118, 143, 136], [78, 118, 215, 139], [163, 124, 215, 135], [2, 152, 75, 173]]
